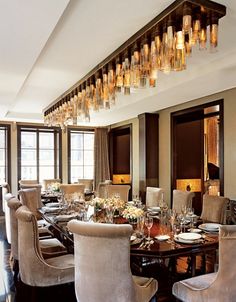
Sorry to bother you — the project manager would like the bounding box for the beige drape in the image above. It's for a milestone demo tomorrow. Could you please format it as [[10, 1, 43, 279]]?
[[94, 128, 110, 190]]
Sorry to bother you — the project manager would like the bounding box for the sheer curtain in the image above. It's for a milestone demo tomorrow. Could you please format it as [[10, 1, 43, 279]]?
[[94, 128, 110, 190]]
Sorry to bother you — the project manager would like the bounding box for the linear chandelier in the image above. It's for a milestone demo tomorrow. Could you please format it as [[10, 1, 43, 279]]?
[[43, 0, 226, 128]]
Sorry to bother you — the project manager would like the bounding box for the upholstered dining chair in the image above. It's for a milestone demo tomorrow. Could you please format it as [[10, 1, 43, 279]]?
[[200, 194, 229, 224], [1, 182, 10, 212], [172, 190, 195, 214], [106, 184, 131, 202], [19, 179, 38, 186], [19, 183, 43, 209], [60, 184, 85, 197], [8, 193, 67, 264], [146, 187, 164, 208], [172, 225, 236, 302], [78, 179, 93, 191], [42, 178, 61, 191], [15, 205, 74, 287], [68, 220, 158, 302]]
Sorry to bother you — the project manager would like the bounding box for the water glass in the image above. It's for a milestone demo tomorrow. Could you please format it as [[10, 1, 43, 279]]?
[[145, 216, 153, 241], [137, 216, 145, 238]]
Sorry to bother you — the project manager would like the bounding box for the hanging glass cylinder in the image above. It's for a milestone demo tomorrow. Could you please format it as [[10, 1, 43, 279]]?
[[108, 62, 116, 104], [123, 51, 131, 95], [149, 31, 158, 87], [140, 35, 150, 87], [102, 66, 110, 108], [115, 56, 123, 92], [131, 42, 140, 88], [95, 71, 103, 108], [183, 3, 192, 34], [210, 13, 219, 51]]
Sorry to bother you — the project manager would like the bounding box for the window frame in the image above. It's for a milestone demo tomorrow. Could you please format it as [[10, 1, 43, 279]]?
[[17, 125, 62, 184], [0, 124, 11, 187], [67, 127, 95, 184]]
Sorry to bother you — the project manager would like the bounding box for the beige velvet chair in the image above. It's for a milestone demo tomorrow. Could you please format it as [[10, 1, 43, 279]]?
[[146, 187, 164, 208], [78, 179, 93, 191], [172, 225, 236, 302], [106, 184, 131, 202], [16, 205, 74, 287], [200, 194, 229, 224], [68, 220, 158, 302], [42, 178, 61, 191], [8, 194, 67, 261], [172, 189, 195, 214], [60, 184, 85, 196], [19, 187, 43, 219], [19, 183, 43, 208], [1, 182, 10, 212], [19, 179, 38, 185]]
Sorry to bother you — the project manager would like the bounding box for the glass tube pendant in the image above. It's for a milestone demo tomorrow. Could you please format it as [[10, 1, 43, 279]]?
[[210, 14, 219, 51], [123, 51, 131, 95], [140, 36, 150, 88], [131, 42, 140, 88], [102, 66, 110, 108], [115, 56, 123, 92], [183, 3, 192, 34], [95, 71, 103, 108], [108, 62, 116, 104]]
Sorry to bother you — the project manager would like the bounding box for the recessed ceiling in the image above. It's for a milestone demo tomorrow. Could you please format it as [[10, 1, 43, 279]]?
[[1, 0, 236, 126]]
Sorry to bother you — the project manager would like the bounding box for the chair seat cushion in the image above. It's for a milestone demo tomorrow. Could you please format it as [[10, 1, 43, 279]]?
[[46, 254, 74, 268], [172, 272, 217, 301], [39, 238, 66, 253]]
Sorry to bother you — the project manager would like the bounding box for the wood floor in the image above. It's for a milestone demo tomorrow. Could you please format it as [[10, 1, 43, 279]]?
[[0, 216, 215, 302]]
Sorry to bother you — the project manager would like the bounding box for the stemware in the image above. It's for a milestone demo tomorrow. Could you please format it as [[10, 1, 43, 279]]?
[[145, 216, 153, 241]]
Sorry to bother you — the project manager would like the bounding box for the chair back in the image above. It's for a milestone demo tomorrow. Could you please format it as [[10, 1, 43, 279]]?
[[19, 179, 38, 185], [172, 189, 195, 214], [68, 220, 137, 302], [106, 185, 131, 202], [200, 194, 229, 224], [1, 182, 10, 212], [42, 178, 61, 191], [19, 184, 43, 208], [60, 184, 85, 196], [19, 188, 42, 219], [7, 196, 22, 259], [78, 179, 93, 191], [16, 205, 74, 286], [146, 187, 164, 207]]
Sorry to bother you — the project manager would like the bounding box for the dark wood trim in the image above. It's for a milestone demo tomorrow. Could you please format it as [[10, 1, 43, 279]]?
[[0, 124, 11, 189], [17, 125, 62, 185], [171, 99, 224, 207]]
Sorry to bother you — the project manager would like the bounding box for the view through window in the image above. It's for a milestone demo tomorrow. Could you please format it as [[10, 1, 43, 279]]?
[[0, 126, 10, 184], [18, 127, 60, 182], [69, 130, 94, 183]]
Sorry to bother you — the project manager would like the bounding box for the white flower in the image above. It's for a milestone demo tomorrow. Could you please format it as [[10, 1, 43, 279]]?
[[122, 206, 144, 220]]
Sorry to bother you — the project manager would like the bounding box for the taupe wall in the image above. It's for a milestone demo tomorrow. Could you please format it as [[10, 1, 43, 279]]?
[[111, 87, 236, 204]]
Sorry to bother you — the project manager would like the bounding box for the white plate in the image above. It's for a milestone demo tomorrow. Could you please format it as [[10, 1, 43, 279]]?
[[178, 232, 202, 241], [198, 223, 221, 232], [174, 236, 202, 245], [189, 228, 202, 233], [155, 235, 170, 241], [148, 207, 160, 212], [130, 235, 137, 241], [46, 202, 60, 207]]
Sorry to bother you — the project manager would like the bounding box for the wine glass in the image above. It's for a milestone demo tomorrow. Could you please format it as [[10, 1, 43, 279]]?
[[145, 216, 153, 241], [187, 207, 194, 227]]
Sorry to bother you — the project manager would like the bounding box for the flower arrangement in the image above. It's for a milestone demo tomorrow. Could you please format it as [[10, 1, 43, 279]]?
[[90, 197, 105, 209], [122, 205, 144, 222], [90, 197, 126, 212], [50, 182, 61, 192]]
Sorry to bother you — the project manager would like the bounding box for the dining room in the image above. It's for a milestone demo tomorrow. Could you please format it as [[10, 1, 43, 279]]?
[[1, 0, 236, 301]]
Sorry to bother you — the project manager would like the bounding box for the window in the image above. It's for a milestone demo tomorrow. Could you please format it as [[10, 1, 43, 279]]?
[[18, 126, 61, 183], [68, 129, 94, 183], [0, 125, 10, 184]]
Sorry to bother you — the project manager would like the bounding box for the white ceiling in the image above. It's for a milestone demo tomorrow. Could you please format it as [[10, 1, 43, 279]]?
[[1, 0, 236, 126]]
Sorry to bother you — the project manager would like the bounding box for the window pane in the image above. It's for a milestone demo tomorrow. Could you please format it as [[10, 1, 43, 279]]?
[[84, 133, 94, 149], [21, 132, 36, 148], [21, 150, 36, 165], [71, 166, 83, 183], [0, 149, 5, 164], [39, 150, 54, 165], [0, 166, 5, 183], [71, 150, 83, 165], [84, 166, 94, 179], [71, 133, 83, 149], [0, 130, 5, 148], [21, 166, 37, 180], [39, 166, 54, 182], [39, 133, 54, 149], [84, 151, 93, 165]]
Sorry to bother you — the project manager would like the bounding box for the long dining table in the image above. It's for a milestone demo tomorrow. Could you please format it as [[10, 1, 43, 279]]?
[[39, 206, 219, 277]]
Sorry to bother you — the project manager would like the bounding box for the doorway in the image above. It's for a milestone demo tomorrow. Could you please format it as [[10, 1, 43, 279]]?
[[171, 100, 224, 215]]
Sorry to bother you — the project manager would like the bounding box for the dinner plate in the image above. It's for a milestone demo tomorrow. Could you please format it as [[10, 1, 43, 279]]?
[[198, 223, 221, 232], [188, 228, 202, 233], [178, 232, 202, 241], [148, 207, 160, 212], [130, 235, 137, 241], [174, 237, 202, 245], [45, 202, 60, 207], [42, 207, 60, 213], [155, 235, 170, 241]]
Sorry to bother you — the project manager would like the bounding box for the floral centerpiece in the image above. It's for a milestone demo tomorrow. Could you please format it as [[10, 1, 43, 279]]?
[[122, 206, 144, 224], [50, 182, 61, 192], [90, 197, 105, 210]]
